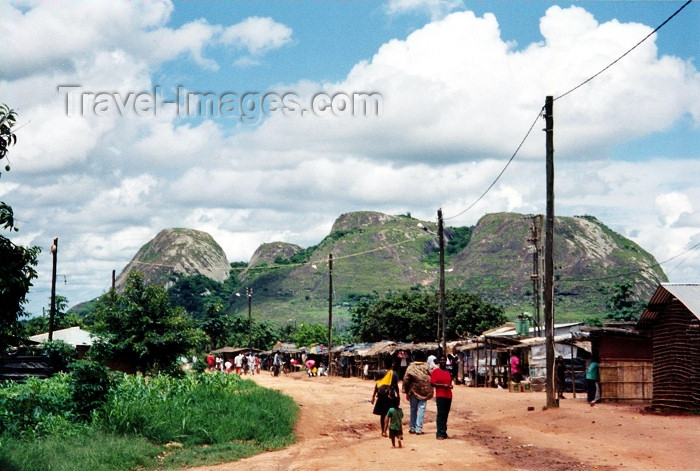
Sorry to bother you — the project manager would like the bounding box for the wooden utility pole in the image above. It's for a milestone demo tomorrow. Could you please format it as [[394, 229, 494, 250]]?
[[544, 96, 556, 408], [111, 269, 116, 291], [528, 215, 543, 337], [48, 237, 58, 341], [328, 254, 333, 375], [437, 209, 446, 357]]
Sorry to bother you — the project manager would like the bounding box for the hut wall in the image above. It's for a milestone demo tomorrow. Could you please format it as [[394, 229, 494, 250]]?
[[689, 316, 700, 410], [599, 335, 652, 361], [596, 333, 652, 402], [600, 361, 652, 402], [651, 300, 700, 412]]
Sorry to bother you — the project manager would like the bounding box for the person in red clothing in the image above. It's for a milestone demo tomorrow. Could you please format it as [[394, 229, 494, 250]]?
[[430, 355, 453, 440]]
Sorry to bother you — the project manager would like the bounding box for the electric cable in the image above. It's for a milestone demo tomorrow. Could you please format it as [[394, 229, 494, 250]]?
[[554, 0, 694, 102], [443, 0, 693, 222]]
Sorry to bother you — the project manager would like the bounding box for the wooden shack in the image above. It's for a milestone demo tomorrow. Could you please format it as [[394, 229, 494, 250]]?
[[637, 283, 700, 412], [588, 326, 653, 402]]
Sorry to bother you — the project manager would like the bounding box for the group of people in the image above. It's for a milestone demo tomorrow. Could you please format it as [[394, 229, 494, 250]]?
[[304, 358, 328, 377], [370, 350, 454, 447], [371, 350, 604, 447], [205, 352, 261, 375], [555, 354, 601, 405]]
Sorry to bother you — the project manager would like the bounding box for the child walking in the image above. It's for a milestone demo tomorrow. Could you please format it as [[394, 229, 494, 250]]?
[[383, 405, 404, 448]]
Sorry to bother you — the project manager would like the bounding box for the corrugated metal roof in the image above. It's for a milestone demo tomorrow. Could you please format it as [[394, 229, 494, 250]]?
[[29, 326, 94, 347], [639, 283, 700, 325]]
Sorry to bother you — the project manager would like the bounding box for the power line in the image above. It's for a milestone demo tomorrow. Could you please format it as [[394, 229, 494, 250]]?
[[560, 240, 700, 284], [554, 0, 694, 102], [443, 107, 544, 221], [442, 1, 693, 222], [125, 230, 426, 273]]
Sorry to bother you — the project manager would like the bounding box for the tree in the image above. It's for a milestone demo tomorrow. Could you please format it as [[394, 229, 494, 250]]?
[[200, 301, 227, 350], [351, 289, 506, 343], [604, 280, 646, 322], [0, 105, 40, 352], [293, 323, 332, 348], [90, 272, 206, 374], [168, 274, 228, 321], [221, 314, 280, 350]]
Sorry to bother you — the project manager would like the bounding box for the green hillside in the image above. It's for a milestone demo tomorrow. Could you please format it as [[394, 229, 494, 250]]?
[[226, 211, 667, 326]]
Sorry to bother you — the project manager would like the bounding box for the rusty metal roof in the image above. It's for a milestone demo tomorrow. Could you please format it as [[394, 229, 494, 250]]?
[[638, 283, 700, 326]]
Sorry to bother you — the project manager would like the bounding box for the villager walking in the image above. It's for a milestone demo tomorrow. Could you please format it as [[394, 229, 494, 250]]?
[[371, 359, 400, 436], [430, 355, 453, 440], [383, 405, 404, 448], [556, 355, 567, 399], [402, 350, 433, 435], [586, 355, 601, 406]]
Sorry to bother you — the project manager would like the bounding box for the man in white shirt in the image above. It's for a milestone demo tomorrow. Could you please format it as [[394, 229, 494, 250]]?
[[427, 354, 437, 370]]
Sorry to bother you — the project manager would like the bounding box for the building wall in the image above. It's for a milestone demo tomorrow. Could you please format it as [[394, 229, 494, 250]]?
[[652, 300, 700, 412]]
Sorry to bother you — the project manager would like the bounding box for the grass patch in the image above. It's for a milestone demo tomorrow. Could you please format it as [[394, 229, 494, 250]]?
[[0, 371, 298, 471], [0, 432, 159, 471]]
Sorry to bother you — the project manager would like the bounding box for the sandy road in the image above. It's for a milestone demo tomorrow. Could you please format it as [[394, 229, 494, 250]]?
[[185, 371, 700, 471]]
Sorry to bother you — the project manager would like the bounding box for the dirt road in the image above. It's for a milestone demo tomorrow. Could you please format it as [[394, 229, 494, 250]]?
[[185, 371, 699, 471]]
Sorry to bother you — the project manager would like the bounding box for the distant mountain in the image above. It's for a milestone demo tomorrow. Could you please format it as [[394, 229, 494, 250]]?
[[446, 213, 665, 316], [232, 211, 667, 324], [78, 212, 667, 326], [114, 228, 230, 292]]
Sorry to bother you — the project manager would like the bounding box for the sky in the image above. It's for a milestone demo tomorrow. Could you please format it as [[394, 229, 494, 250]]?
[[1, 0, 698, 317]]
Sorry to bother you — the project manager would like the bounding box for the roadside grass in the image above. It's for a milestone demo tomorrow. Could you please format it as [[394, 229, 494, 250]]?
[[0, 371, 298, 471], [0, 432, 160, 471]]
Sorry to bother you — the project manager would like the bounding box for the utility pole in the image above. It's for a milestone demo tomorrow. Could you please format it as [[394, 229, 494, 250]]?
[[438, 209, 446, 357], [246, 287, 253, 350], [48, 237, 58, 341], [528, 215, 543, 337], [544, 96, 556, 408], [328, 253, 333, 375], [111, 269, 116, 291]]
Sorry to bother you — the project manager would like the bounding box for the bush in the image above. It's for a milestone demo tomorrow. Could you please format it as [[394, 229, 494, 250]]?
[[42, 340, 77, 372], [0, 374, 77, 439], [68, 360, 112, 419]]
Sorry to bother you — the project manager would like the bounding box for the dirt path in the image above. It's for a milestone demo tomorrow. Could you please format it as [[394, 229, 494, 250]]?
[[185, 372, 699, 471]]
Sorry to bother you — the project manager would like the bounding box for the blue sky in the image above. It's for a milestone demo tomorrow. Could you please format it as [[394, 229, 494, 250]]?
[[1, 0, 698, 316]]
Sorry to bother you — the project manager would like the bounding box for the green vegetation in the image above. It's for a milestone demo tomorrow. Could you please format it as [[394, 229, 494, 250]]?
[[88, 272, 206, 375], [423, 225, 473, 265], [350, 289, 507, 342], [274, 229, 362, 265], [603, 280, 647, 322], [1, 105, 41, 353], [0, 370, 298, 471]]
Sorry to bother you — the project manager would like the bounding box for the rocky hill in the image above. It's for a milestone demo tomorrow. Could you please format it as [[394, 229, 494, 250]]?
[[447, 213, 664, 314], [233, 211, 667, 324], [114, 228, 230, 291], [93, 212, 667, 326]]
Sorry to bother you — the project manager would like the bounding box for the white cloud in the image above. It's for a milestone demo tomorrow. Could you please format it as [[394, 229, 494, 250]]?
[[384, 0, 462, 21], [0, 1, 220, 79], [2, 3, 698, 315], [238, 7, 698, 165], [220, 17, 293, 55], [655, 192, 694, 227]]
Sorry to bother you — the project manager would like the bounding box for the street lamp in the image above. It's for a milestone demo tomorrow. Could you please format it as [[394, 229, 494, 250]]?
[[246, 287, 253, 349]]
